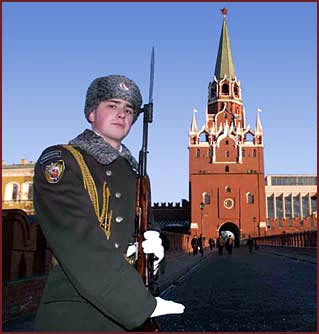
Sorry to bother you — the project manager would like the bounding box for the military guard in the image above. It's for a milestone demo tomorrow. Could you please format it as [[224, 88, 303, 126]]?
[[33, 75, 184, 331]]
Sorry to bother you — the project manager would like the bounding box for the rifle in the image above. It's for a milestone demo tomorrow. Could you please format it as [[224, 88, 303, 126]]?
[[134, 47, 160, 332]]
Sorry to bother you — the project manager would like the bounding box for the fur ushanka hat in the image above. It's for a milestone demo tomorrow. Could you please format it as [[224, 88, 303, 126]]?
[[84, 75, 143, 123]]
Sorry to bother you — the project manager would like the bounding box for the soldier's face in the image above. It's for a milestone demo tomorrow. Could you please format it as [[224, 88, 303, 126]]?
[[89, 98, 134, 149]]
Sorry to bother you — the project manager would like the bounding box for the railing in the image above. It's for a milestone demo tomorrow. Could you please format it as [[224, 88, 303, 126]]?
[[255, 230, 317, 248]]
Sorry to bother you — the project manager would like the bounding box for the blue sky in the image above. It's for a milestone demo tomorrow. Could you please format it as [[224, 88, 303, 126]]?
[[3, 2, 317, 204]]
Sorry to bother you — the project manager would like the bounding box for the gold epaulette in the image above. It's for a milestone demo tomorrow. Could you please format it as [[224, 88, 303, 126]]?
[[63, 145, 112, 239]]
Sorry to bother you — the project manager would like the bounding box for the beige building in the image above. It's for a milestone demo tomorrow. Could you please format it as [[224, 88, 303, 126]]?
[[265, 175, 317, 220], [2, 160, 35, 215]]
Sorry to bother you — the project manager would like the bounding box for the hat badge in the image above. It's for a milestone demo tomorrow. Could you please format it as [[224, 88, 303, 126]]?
[[119, 82, 130, 91]]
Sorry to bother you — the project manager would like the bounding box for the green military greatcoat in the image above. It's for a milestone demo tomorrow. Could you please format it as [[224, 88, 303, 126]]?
[[33, 130, 156, 331]]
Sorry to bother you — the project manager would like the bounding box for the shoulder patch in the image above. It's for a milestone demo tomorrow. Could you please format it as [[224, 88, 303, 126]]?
[[43, 160, 65, 183], [39, 150, 62, 165]]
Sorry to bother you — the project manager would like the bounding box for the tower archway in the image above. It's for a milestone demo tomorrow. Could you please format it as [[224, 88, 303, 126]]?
[[219, 222, 240, 247]]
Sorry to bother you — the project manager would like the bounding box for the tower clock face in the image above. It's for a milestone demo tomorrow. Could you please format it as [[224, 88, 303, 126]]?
[[224, 198, 234, 209]]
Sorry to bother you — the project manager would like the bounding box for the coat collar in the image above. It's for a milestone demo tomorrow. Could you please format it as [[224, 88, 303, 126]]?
[[69, 129, 138, 171]]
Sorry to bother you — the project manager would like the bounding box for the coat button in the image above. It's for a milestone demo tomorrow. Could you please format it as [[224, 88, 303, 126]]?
[[106, 170, 112, 176], [115, 192, 122, 199], [115, 216, 123, 223]]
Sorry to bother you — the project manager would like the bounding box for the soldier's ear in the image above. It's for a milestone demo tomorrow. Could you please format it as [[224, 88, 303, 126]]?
[[88, 109, 95, 123]]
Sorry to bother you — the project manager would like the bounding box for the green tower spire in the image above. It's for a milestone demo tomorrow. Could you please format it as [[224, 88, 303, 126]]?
[[214, 8, 236, 80]]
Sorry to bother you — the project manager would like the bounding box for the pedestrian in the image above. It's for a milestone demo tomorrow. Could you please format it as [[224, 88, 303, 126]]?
[[208, 237, 215, 251], [225, 236, 234, 254], [216, 236, 225, 255], [247, 235, 254, 253], [33, 75, 184, 331], [191, 235, 198, 256], [198, 234, 204, 257]]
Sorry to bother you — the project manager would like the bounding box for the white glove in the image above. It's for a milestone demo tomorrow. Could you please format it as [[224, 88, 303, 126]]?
[[142, 231, 165, 275], [126, 242, 137, 258], [150, 297, 185, 317]]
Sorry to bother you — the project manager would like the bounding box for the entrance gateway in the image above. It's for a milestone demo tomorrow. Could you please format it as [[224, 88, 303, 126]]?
[[218, 222, 240, 247]]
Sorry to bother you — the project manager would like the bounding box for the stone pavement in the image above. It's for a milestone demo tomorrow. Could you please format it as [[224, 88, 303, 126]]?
[[2, 245, 316, 332]]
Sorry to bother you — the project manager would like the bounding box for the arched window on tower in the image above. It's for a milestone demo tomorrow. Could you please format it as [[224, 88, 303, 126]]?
[[225, 165, 230, 172], [210, 82, 217, 98], [246, 192, 254, 204], [234, 84, 239, 97], [196, 149, 200, 158], [225, 186, 231, 193], [253, 149, 257, 158], [199, 132, 207, 143], [245, 133, 254, 142], [222, 83, 229, 95]]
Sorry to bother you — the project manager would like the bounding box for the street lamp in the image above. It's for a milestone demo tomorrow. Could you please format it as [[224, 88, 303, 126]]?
[[200, 202, 205, 235]]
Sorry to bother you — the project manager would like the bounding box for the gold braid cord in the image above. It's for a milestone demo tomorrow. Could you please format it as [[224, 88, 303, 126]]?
[[63, 145, 112, 239]]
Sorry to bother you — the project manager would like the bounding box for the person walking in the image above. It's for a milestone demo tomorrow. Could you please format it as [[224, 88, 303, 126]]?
[[216, 236, 225, 255], [247, 235, 254, 253], [198, 234, 204, 257], [208, 237, 215, 251], [225, 236, 234, 255], [191, 235, 198, 256]]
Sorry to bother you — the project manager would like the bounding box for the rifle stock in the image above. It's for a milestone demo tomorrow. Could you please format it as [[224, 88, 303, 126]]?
[[134, 175, 159, 332]]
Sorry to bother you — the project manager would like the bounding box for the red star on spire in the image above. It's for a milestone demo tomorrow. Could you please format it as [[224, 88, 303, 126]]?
[[220, 7, 228, 17]]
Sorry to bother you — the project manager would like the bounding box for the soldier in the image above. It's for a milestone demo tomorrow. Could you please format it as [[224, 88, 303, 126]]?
[[216, 235, 225, 255], [33, 75, 184, 331], [191, 235, 198, 255]]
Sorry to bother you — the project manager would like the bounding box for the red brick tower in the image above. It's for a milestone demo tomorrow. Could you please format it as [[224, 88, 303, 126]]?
[[189, 8, 267, 245]]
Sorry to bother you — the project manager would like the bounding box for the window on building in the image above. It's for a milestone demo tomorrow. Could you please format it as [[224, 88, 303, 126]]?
[[224, 113, 228, 119], [234, 84, 239, 97], [276, 194, 283, 219], [225, 165, 229, 172], [242, 149, 245, 157], [253, 149, 257, 157], [222, 83, 229, 95], [245, 133, 254, 142], [225, 186, 231, 193], [21, 182, 29, 201], [199, 133, 207, 143], [225, 140, 229, 145], [247, 193, 254, 204], [210, 83, 217, 97], [311, 195, 317, 214], [12, 184, 19, 201], [267, 194, 274, 218], [28, 183, 33, 201], [271, 176, 317, 186], [196, 149, 200, 158], [302, 195, 310, 217], [293, 194, 301, 217], [285, 195, 292, 218], [202, 192, 210, 205], [225, 151, 230, 157]]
